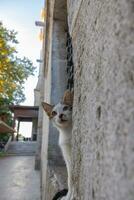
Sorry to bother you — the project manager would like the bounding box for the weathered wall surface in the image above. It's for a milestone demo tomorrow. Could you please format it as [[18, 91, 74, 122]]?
[[68, 1, 134, 200], [34, 50, 45, 170], [41, 1, 54, 199], [41, 0, 68, 199], [44, 2, 68, 198]]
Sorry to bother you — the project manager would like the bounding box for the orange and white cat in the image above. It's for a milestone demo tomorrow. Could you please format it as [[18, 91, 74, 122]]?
[[42, 91, 74, 200]]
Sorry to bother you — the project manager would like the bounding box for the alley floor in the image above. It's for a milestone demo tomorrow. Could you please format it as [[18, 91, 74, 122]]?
[[0, 156, 40, 200]]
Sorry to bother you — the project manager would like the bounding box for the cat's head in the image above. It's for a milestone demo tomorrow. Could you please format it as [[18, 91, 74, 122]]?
[[42, 90, 73, 129]]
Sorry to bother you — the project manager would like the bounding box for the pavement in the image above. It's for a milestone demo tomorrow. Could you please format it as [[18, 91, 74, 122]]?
[[0, 156, 40, 200]]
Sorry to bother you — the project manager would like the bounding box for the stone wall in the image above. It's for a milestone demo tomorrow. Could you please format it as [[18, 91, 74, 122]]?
[[41, 1, 54, 199], [41, 0, 68, 199], [34, 50, 45, 169], [68, 0, 134, 200]]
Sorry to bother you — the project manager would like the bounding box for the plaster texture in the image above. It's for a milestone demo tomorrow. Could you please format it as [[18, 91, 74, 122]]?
[[67, 0, 134, 200]]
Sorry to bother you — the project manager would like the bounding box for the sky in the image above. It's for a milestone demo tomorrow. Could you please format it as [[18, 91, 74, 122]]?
[[0, 0, 44, 137]]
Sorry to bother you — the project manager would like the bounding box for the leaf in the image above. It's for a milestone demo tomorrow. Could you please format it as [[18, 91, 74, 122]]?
[[0, 22, 35, 104]]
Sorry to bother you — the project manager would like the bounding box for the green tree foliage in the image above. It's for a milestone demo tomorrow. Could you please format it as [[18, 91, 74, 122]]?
[[0, 22, 35, 104], [0, 22, 35, 126]]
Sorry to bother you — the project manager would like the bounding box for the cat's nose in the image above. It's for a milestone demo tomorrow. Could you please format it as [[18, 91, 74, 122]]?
[[59, 114, 64, 119]]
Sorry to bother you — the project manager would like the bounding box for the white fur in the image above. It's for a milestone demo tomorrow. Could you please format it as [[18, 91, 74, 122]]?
[[51, 103, 74, 200]]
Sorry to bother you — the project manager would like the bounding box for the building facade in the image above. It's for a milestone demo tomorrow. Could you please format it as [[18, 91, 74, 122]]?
[[38, 0, 134, 199]]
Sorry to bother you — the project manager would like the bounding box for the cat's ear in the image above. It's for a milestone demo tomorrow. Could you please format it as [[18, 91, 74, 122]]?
[[63, 90, 74, 106], [42, 102, 54, 118]]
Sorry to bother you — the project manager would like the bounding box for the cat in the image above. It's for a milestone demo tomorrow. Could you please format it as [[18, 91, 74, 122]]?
[[42, 90, 74, 200], [52, 189, 68, 200]]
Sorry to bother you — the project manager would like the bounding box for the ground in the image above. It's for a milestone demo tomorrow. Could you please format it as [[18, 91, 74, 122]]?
[[0, 156, 40, 200]]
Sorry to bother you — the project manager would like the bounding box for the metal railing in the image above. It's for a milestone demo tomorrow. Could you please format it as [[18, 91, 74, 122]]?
[[66, 32, 74, 90]]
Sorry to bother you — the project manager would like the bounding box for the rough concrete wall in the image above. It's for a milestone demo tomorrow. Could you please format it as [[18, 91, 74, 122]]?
[[67, 0, 82, 34], [41, 1, 68, 199], [41, 1, 54, 199], [43, 16, 68, 200], [68, 1, 134, 200], [35, 52, 45, 169], [48, 19, 68, 166], [44, 2, 68, 199]]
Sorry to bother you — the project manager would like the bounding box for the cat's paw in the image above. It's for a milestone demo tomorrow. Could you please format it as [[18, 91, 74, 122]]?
[[60, 188, 76, 200], [60, 197, 66, 200], [60, 196, 69, 200], [62, 192, 75, 200], [60, 194, 70, 200]]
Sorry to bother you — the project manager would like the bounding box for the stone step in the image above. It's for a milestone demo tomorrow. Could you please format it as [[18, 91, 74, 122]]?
[[7, 141, 37, 156]]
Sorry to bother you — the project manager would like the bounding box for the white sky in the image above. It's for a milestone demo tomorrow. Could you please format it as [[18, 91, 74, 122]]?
[[0, 0, 44, 137]]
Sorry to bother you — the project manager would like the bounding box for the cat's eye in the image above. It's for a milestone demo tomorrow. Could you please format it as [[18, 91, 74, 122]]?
[[52, 111, 57, 116], [63, 106, 69, 111]]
